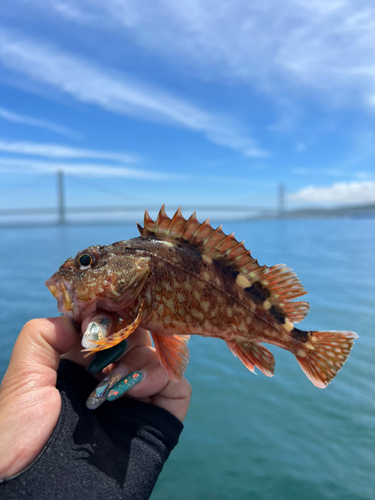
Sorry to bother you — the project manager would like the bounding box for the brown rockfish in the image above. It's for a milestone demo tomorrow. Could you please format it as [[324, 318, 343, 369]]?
[[45, 206, 358, 388]]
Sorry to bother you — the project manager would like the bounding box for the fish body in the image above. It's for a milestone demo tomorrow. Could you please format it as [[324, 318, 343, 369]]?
[[46, 206, 358, 388]]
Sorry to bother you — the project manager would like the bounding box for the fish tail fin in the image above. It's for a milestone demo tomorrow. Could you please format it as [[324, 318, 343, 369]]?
[[227, 339, 275, 377], [295, 330, 358, 388]]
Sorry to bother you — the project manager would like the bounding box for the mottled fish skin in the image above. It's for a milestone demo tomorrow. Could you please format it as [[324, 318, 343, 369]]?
[[46, 206, 358, 388], [124, 237, 288, 343]]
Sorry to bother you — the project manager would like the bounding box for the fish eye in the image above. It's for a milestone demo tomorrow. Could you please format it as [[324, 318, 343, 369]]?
[[75, 252, 96, 270]]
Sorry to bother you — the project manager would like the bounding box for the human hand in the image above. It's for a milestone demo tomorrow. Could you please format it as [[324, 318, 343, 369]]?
[[0, 314, 191, 479], [65, 310, 192, 419]]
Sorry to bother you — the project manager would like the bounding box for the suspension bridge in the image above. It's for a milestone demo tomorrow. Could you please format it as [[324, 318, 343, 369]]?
[[0, 171, 286, 227]]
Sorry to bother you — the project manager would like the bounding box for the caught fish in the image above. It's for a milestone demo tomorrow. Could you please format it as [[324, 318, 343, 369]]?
[[46, 205, 358, 388]]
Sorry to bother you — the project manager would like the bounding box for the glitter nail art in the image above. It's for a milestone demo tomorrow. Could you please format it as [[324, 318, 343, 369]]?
[[107, 371, 143, 401], [86, 368, 125, 410]]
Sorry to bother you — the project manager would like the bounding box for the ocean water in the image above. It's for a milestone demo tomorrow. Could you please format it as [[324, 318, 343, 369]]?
[[0, 217, 374, 500]]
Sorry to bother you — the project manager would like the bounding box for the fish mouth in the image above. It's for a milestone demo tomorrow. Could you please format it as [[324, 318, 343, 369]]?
[[45, 275, 133, 323], [45, 263, 150, 323], [45, 276, 100, 322], [45, 276, 75, 314]]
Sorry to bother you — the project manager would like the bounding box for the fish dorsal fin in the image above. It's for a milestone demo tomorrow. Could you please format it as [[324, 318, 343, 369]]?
[[138, 205, 309, 322], [260, 264, 309, 322], [137, 205, 262, 272]]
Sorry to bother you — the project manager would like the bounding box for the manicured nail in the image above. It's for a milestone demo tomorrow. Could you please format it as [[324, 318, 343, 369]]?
[[82, 315, 112, 349], [107, 371, 143, 401], [87, 339, 128, 374], [86, 366, 128, 410]]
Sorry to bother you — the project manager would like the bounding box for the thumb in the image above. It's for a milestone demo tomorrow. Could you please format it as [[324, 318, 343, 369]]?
[[0, 317, 81, 478], [1, 317, 80, 394]]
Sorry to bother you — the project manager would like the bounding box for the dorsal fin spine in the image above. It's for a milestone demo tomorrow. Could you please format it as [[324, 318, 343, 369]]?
[[225, 240, 245, 257], [181, 211, 197, 240], [203, 224, 223, 247], [192, 220, 206, 239], [165, 210, 175, 236], [215, 232, 235, 252], [155, 204, 167, 233], [138, 206, 310, 323], [193, 218, 211, 242], [143, 209, 154, 236], [179, 217, 190, 240], [171, 207, 182, 226], [233, 252, 250, 267]]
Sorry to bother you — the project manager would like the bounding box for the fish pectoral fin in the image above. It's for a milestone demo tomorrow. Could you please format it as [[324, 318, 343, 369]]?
[[151, 332, 190, 382], [227, 339, 275, 377], [82, 301, 144, 357]]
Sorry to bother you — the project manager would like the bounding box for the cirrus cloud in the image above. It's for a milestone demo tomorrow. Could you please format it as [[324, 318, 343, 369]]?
[[0, 29, 269, 159], [0, 107, 78, 137], [35, 0, 375, 106], [0, 157, 174, 179], [0, 139, 139, 163]]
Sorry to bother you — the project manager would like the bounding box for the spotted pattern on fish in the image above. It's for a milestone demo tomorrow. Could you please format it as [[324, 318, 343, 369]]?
[[46, 205, 358, 388]]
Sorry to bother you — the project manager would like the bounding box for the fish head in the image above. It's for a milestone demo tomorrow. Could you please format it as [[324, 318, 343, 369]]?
[[45, 241, 150, 323]]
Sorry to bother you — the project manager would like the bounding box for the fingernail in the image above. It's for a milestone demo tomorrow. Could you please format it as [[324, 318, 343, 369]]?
[[86, 366, 128, 410], [107, 371, 143, 401], [82, 316, 112, 349], [87, 339, 128, 374]]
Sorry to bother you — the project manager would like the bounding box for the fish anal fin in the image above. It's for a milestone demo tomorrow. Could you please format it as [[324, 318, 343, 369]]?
[[295, 330, 358, 388], [227, 339, 275, 377], [151, 333, 190, 382]]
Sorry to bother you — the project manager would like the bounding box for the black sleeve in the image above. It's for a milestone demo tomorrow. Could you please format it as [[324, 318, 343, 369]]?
[[0, 360, 183, 500]]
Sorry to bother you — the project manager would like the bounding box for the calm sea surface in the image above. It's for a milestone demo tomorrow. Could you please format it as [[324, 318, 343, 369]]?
[[0, 217, 374, 500]]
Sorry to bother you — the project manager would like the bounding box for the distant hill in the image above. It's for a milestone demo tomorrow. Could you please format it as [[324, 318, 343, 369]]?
[[254, 203, 375, 220]]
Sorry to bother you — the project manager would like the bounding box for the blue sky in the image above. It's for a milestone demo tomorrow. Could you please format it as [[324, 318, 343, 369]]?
[[1, 0, 375, 219]]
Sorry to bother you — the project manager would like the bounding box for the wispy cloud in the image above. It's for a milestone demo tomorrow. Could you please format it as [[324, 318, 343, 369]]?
[[0, 106, 79, 137], [0, 29, 268, 158], [40, 0, 375, 106], [0, 139, 139, 163], [0, 157, 180, 179], [288, 181, 375, 204], [52, 1, 93, 22]]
